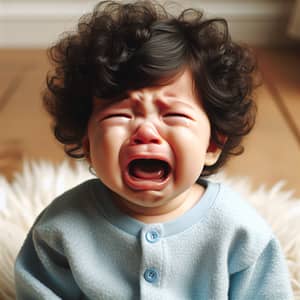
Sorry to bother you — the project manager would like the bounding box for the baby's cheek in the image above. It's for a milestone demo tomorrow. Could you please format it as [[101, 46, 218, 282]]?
[[167, 127, 199, 151], [95, 126, 127, 147], [89, 128, 118, 164], [169, 131, 207, 178]]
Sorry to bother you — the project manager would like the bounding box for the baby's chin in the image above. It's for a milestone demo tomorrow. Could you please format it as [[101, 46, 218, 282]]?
[[116, 181, 193, 209], [118, 187, 173, 207]]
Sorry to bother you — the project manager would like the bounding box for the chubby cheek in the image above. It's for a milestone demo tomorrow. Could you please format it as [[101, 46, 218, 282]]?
[[89, 126, 127, 187], [169, 127, 210, 184]]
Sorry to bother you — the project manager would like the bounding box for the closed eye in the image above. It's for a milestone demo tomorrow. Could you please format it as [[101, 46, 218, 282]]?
[[102, 113, 131, 120], [164, 113, 192, 119]]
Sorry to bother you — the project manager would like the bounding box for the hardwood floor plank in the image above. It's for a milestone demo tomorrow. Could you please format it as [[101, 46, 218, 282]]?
[[0, 71, 26, 112], [0, 72, 18, 105], [0, 49, 48, 68], [0, 49, 48, 115], [257, 48, 300, 143], [0, 66, 65, 163], [224, 84, 300, 197]]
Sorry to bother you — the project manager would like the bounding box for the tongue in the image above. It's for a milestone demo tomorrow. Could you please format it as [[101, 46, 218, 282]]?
[[130, 160, 166, 180]]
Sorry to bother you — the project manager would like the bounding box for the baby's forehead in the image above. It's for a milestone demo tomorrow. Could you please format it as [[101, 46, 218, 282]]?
[[92, 77, 203, 116], [93, 68, 198, 105]]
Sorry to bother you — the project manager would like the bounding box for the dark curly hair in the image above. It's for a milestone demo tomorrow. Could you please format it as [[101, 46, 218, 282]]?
[[43, 0, 257, 176]]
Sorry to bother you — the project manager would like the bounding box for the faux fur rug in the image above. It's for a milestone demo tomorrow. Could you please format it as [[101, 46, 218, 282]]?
[[0, 160, 299, 299]]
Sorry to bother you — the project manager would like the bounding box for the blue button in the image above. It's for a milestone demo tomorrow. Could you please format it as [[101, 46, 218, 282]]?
[[144, 268, 159, 283], [145, 229, 160, 243]]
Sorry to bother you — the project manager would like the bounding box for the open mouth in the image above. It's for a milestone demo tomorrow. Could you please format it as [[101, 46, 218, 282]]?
[[123, 158, 172, 191], [128, 159, 171, 181]]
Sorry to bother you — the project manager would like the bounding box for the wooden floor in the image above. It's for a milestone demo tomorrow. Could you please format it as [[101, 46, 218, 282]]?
[[0, 48, 299, 197]]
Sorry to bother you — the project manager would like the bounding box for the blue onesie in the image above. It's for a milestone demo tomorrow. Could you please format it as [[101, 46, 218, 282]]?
[[15, 179, 293, 299]]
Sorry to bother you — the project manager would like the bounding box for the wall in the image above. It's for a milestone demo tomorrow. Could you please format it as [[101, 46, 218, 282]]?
[[0, 0, 295, 48]]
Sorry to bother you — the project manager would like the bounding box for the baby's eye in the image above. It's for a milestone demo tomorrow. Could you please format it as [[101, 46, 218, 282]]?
[[102, 113, 131, 120], [164, 113, 191, 119], [163, 112, 193, 126]]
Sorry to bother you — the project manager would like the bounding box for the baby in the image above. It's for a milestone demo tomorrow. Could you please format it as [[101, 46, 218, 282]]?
[[15, 1, 293, 299]]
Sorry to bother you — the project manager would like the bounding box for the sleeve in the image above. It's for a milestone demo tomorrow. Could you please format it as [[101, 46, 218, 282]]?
[[14, 225, 81, 300], [228, 237, 294, 300]]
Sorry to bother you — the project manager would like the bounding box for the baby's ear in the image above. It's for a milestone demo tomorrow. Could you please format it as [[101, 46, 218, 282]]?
[[204, 141, 222, 166], [82, 136, 91, 164], [204, 134, 227, 166]]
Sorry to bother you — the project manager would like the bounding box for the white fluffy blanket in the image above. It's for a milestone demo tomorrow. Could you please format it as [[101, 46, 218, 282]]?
[[0, 160, 299, 299]]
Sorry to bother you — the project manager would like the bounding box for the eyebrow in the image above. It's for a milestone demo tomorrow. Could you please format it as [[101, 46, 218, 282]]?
[[154, 98, 196, 110], [93, 92, 196, 113]]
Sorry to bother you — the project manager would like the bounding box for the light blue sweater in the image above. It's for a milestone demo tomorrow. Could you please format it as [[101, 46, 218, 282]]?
[[15, 179, 293, 299]]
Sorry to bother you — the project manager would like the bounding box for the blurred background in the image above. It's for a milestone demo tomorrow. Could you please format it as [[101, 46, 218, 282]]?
[[0, 0, 299, 196]]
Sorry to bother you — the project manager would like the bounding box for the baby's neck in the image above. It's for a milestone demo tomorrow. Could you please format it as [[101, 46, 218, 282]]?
[[115, 184, 205, 224]]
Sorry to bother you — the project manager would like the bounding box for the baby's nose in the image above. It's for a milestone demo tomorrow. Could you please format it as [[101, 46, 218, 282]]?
[[130, 123, 162, 145]]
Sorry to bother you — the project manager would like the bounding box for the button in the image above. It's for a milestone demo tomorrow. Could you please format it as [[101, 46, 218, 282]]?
[[144, 268, 159, 283], [145, 229, 160, 243]]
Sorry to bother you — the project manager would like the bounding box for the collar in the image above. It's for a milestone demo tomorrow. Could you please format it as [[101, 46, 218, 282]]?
[[90, 178, 220, 237]]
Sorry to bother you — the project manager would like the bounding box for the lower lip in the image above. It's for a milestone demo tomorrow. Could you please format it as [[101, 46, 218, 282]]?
[[122, 170, 171, 191]]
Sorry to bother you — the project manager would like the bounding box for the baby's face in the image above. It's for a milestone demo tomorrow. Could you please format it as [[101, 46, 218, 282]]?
[[85, 69, 219, 218]]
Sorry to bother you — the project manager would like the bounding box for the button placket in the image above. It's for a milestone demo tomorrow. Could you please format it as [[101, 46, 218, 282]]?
[[139, 225, 164, 291]]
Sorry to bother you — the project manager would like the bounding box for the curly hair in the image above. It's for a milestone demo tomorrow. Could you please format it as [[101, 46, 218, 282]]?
[[43, 0, 257, 176]]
